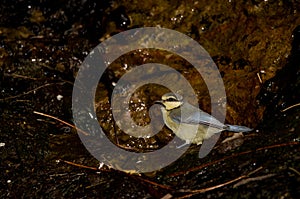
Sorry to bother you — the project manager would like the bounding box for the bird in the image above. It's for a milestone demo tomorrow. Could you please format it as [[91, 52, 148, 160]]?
[[155, 92, 252, 147]]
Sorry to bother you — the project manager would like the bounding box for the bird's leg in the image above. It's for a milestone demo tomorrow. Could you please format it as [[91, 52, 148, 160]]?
[[176, 140, 190, 149]]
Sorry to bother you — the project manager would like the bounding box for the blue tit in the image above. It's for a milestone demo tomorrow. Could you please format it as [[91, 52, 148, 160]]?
[[155, 92, 252, 146]]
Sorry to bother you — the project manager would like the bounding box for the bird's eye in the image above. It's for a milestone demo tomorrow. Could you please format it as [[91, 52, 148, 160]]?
[[166, 98, 178, 102]]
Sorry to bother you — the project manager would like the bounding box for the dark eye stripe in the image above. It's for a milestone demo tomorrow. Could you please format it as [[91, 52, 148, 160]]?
[[164, 97, 178, 102]]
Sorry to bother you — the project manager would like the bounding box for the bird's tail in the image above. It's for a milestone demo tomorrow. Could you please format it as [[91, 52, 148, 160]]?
[[226, 124, 253, 132]]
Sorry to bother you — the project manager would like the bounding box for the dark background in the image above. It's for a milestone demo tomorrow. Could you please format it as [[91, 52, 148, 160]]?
[[0, 0, 299, 198]]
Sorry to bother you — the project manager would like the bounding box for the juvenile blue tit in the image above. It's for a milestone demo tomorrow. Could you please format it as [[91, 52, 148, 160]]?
[[155, 93, 252, 146]]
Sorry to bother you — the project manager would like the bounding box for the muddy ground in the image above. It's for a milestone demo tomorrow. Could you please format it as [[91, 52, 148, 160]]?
[[0, 0, 299, 198]]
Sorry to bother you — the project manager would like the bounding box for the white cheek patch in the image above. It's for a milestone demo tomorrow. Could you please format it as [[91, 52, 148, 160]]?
[[165, 102, 182, 110]]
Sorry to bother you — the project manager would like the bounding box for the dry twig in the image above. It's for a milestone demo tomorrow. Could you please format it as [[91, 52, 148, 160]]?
[[177, 167, 263, 198], [169, 141, 299, 177], [281, 103, 300, 112], [0, 82, 64, 101], [33, 111, 89, 136], [58, 158, 173, 191]]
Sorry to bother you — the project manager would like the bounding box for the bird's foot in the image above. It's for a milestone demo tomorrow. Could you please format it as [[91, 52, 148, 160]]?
[[176, 141, 190, 149]]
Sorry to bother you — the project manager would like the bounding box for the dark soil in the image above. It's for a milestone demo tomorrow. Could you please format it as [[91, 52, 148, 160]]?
[[1, 0, 299, 198]]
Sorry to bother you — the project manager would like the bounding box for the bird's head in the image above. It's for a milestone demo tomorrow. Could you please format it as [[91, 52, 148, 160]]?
[[155, 92, 183, 110]]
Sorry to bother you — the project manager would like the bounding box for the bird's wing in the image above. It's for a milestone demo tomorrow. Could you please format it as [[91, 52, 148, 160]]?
[[169, 102, 226, 129]]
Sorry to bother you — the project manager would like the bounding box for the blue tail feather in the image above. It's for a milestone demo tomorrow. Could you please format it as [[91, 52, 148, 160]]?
[[226, 125, 253, 132]]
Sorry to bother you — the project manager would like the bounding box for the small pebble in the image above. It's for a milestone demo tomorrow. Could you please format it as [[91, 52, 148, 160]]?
[[56, 95, 63, 101]]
